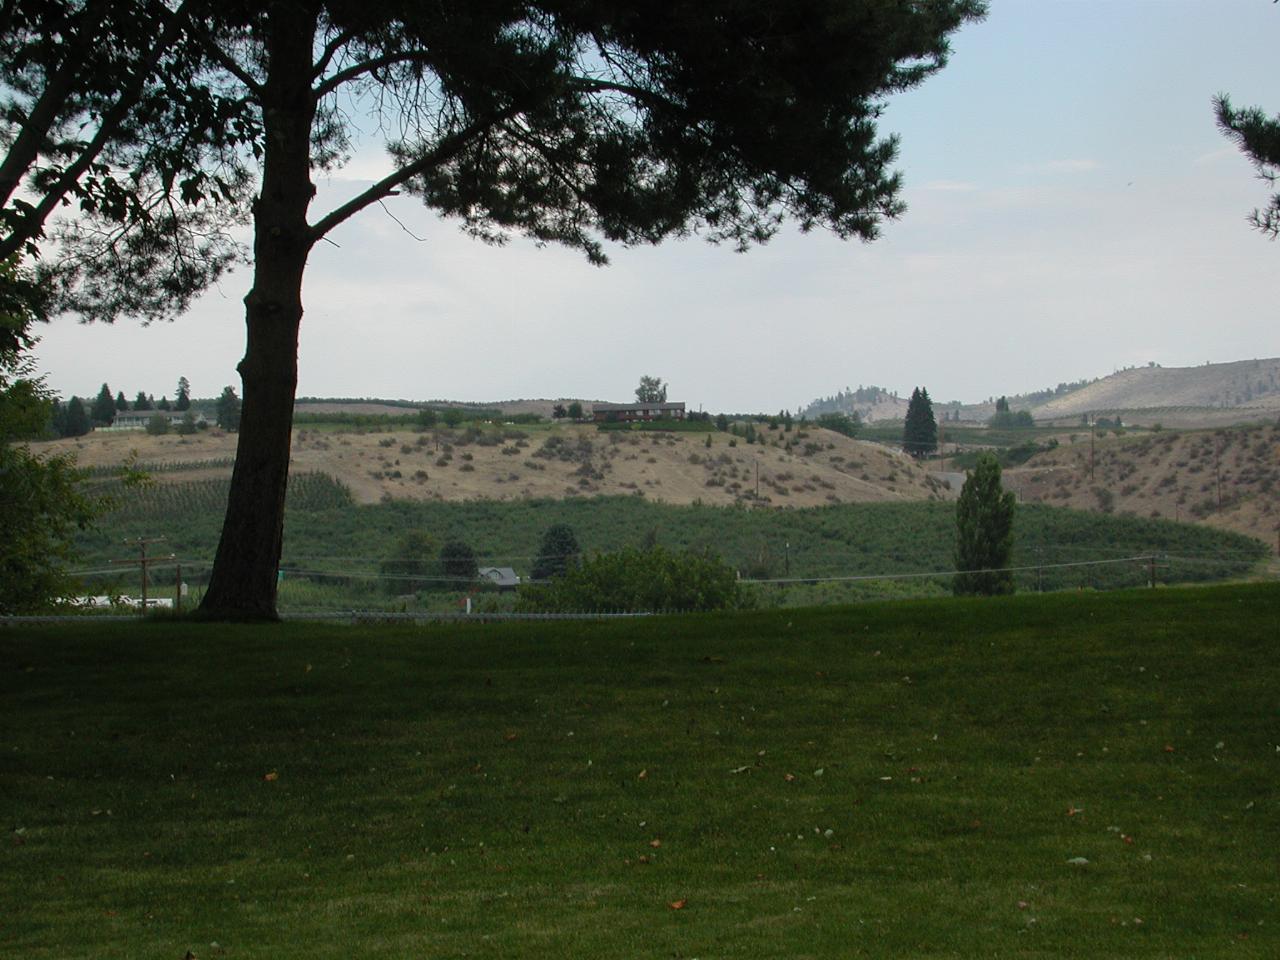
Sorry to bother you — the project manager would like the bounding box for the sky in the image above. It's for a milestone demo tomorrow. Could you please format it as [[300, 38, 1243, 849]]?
[[31, 0, 1280, 414]]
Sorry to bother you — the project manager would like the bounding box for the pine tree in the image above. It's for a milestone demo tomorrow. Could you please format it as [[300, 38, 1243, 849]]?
[[62, 397, 91, 437], [156, 395, 171, 411], [133, 391, 152, 411], [175, 376, 191, 411], [115, 390, 128, 412], [215, 386, 241, 431], [90, 383, 116, 425], [532, 524, 580, 580], [902, 387, 937, 459], [953, 453, 1016, 596]]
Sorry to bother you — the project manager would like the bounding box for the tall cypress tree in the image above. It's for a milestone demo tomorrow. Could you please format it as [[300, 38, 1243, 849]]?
[[903, 386, 937, 459], [953, 453, 1016, 596]]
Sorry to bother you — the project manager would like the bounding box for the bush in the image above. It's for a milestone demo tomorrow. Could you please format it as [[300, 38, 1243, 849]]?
[[516, 546, 748, 613], [145, 414, 170, 435]]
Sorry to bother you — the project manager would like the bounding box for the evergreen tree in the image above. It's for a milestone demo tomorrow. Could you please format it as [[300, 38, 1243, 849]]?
[[90, 383, 116, 424], [439, 540, 478, 583], [215, 386, 241, 431], [156, 395, 171, 411], [567, 401, 584, 420], [133, 391, 152, 411], [902, 386, 937, 459], [115, 390, 128, 411], [62, 396, 91, 437], [175, 376, 191, 411], [532, 524, 580, 581], [953, 453, 1016, 596], [1215, 93, 1280, 239], [551, 403, 567, 419], [379, 530, 439, 594]]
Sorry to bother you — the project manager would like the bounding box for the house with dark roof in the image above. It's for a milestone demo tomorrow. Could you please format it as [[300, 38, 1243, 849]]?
[[591, 401, 686, 423]]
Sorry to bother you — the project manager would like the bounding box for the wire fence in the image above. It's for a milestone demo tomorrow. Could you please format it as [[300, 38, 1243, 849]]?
[[4, 546, 1263, 625]]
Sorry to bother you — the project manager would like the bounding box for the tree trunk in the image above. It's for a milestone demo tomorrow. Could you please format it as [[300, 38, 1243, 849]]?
[[198, 4, 318, 621]]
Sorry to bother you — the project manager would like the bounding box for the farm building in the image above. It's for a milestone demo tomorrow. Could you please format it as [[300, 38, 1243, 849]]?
[[99, 412, 209, 432], [478, 567, 520, 590], [591, 401, 686, 423]]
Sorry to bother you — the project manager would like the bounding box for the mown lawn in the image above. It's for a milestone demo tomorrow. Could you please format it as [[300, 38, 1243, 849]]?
[[3, 584, 1278, 958]]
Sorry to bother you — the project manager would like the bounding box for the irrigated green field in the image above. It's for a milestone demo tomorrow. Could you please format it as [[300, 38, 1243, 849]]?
[[3, 584, 1278, 958], [74, 477, 1268, 609]]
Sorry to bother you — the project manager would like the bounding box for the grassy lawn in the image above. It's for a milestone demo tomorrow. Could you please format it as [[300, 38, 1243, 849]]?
[[3, 584, 1278, 958]]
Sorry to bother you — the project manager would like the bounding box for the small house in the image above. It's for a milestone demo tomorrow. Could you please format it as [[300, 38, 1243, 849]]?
[[478, 566, 520, 590], [591, 401, 686, 423]]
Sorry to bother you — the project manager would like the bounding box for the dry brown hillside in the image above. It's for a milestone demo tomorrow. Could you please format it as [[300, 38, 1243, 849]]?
[[34, 422, 952, 507], [1011, 422, 1280, 548], [1030, 358, 1280, 422]]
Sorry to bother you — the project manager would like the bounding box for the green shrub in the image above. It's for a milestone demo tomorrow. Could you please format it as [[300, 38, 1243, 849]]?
[[516, 546, 748, 613]]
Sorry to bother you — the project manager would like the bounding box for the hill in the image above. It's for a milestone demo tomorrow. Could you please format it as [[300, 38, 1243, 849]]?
[[1011, 422, 1280, 548], [4, 584, 1278, 958], [1028, 358, 1280, 425], [38, 421, 950, 508]]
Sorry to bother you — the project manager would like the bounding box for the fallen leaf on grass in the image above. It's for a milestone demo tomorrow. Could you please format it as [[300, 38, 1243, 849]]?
[[668, 899, 687, 910], [1067, 806, 1083, 817], [649, 839, 662, 848], [262, 772, 279, 782], [784, 773, 796, 782], [730, 765, 750, 774], [637, 769, 647, 780], [504, 732, 519, 742], [1163, 744, 1175, 753], [1066, 857, 1089, 865]]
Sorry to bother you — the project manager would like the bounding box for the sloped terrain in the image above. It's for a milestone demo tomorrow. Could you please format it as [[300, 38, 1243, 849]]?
[[1029, 358, 1280, 421], [1012, 422, 1280, 547], [35, 422, 950, 508]]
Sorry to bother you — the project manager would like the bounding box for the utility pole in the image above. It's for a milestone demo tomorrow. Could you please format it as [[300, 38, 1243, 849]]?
[[109, 537, 174, 609], [1214, 439, 1222, 509], [1089, 417, 1095, 482]]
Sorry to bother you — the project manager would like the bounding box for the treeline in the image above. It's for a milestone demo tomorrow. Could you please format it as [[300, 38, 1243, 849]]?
[[45, 378, 243, 437], [803, 385, 895, 418]]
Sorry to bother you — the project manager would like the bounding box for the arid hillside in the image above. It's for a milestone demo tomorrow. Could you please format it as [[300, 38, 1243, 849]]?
[[37, 422, 952, 508], [1029, 358, 1280, 423], [1010, 422, 1280, 548]]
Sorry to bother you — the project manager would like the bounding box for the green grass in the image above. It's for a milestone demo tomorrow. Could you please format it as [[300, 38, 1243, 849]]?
[[3, 584, 1278, 958]]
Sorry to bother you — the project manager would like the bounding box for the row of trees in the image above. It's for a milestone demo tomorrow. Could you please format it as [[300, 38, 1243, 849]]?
[[45, 381, 240, 437]]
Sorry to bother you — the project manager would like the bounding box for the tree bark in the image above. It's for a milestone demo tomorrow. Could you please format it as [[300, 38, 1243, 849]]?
[[198, 3, 318, 621]]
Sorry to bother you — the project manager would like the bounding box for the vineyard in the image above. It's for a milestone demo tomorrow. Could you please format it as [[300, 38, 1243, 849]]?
[[72, 477, 1269, 608]]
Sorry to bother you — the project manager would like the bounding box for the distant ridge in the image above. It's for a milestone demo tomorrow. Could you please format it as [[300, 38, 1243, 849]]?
[[1029, 358, 1280, 421]]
